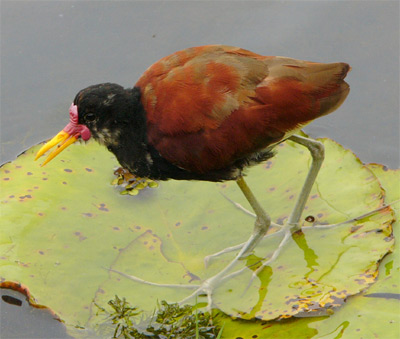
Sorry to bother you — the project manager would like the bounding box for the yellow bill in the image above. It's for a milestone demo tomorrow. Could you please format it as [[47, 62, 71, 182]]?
[[34, 103, 91, 166], [35, 131, 79, 166]]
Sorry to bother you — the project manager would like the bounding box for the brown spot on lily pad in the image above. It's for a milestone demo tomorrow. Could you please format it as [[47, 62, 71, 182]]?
[[18, 194, 32, 202], [74, 231, 87, 241], [276, 216, 286, 224], [82, 212, 93, 218], [97, 203, 109, 212], [18, 262, 30, 268], [305, 215, 315, 222], [350, 225, 363, 233], [183, 271, 201, 282], [264, 160, 273, 169], [355, 278, 366, 285]]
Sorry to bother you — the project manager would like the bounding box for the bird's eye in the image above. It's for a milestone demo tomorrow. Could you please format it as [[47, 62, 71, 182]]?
[[85, 113, 96, 122]]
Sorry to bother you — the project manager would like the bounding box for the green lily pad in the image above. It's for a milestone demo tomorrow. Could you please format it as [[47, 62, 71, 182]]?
[[0, 138, 396, 337], [216, 164, 399, 339], [365, 164, 399, 296]]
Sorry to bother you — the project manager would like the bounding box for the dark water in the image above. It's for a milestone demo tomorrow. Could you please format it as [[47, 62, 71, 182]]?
[[1, 1, 399, 337], [0, 288, 72, 338]]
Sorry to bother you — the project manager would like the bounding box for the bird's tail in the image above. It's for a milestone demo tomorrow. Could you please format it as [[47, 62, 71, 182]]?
[[302, 61, 351, 117]]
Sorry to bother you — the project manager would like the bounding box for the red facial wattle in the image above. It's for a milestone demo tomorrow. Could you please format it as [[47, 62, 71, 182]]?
[[35, 103, 91, 166], [62, 103, 91, 140]]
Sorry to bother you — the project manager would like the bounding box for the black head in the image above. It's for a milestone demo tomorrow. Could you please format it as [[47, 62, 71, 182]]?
[[73, 83, 139, 146]]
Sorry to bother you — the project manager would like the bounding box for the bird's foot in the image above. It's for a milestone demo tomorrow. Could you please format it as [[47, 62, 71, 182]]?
[[242, 205, 395, 288], [111, 167, 158, 195], [108, 225, 292, 314], [108, 254, 243, 314], [107, 204, 392, 316], [204, 223, 284, 268]]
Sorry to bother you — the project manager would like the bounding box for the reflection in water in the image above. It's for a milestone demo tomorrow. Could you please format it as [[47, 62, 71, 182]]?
[[244, 255, 273, 318], [292, 230, 319, 276]]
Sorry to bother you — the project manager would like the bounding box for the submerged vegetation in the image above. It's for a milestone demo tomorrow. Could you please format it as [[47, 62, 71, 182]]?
[[95, 296, 223, 339]]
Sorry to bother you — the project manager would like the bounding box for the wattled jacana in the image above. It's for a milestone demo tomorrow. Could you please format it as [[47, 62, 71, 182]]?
[[35, 45, 350, 303]]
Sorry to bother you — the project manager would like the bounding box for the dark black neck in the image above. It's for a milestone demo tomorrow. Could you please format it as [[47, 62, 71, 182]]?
[[105, 87, 151, 177]]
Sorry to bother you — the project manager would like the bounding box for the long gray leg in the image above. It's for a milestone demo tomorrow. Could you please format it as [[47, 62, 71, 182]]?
[[206, 135, 324, 263], [235, 176, 272, 257], [109, 135, 326, 311], [286, 135, 325, 230]]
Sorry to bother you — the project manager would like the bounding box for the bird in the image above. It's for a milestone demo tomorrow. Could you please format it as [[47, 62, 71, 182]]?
[[35, 45, 350, 295]]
